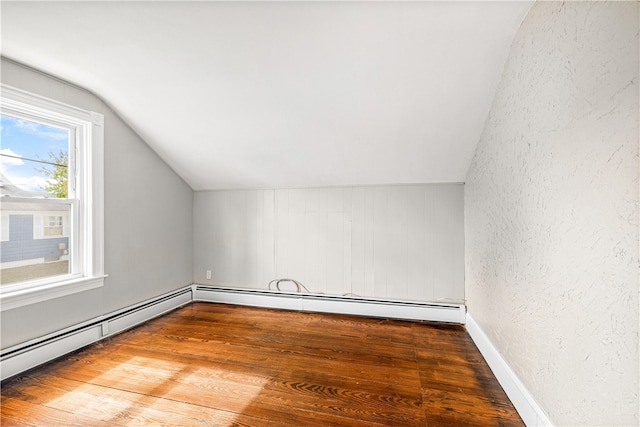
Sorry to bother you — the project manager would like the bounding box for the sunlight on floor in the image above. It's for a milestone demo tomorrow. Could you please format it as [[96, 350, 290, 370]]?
[[49, 387, 134, 421], [45, 357, 270, 425], [180, 365, 268, 402], [48, 356, 186, 421]]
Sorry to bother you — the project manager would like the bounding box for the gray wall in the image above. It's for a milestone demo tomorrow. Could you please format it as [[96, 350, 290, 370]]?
[[1, 59, 194, 349], [194, 184, 464, 302], [465, 2, 638, 425]]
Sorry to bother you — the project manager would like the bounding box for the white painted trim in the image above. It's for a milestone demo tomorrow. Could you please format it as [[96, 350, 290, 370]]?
[[0, 326, 103, 383], [0, 275, 105, 311], [198, 182, 466, 193], [194, 285, 466, 324], [0, 84, 105, 309], [1, 283, 466, 383], [465, 312, 553, 427], [0, 286, 192, 381], [103, 289, 192, 339], [0, 85, 95, 121]]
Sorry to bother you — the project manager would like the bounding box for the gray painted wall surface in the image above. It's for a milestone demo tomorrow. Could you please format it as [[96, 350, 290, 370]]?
[[194, 184, 464, 302], [465, 2, 638, 425], [1, 59, 194, 349]]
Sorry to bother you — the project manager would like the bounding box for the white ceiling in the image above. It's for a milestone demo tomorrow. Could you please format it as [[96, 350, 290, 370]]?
[[1, 1, 532, 190]]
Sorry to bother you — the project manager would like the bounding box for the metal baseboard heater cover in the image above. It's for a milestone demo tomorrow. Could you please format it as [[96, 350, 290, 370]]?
[[193, 286, 466, 324], [0, 287, 192, 381], [1, 285, 465, 382]]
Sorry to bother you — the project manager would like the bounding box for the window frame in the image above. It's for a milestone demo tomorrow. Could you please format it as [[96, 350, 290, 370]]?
[[0, 84, 105, 311]]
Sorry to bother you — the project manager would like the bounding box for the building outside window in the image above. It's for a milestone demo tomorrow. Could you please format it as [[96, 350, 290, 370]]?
[[44, 215, 64, 237]]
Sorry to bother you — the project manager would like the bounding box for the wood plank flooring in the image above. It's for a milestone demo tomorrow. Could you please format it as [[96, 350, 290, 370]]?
[[1, 302, 523, 426]]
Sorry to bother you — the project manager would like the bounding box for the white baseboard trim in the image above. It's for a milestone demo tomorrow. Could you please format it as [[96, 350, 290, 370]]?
[[465, 312, 553, 427], [1, 284, 466, 382], [0, 286, 193, 381], [193, 285, 466, 324]]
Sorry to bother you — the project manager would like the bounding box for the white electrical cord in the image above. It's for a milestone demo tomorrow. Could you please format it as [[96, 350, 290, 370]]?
[[267, 278, 362, 298], [268, 278, 312, 293]]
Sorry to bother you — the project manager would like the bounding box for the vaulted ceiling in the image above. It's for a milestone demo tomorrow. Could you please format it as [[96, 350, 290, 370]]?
[[1, 1, 532, 190]]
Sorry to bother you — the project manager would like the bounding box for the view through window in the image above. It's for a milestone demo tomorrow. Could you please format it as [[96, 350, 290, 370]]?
[[0, 114, 72, 284]]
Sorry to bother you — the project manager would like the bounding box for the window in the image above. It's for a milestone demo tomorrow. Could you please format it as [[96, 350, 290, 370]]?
[[0, 84, 104, 310], [44, 216, 64, 237]]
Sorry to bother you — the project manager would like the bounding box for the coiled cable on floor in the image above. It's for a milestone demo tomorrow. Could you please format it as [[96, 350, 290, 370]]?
[[268, 278, 361, 298], [268, 278, 311, 293]]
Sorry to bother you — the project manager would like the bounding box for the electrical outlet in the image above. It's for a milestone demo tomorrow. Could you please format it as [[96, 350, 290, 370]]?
[[206, 270, 212, 280]]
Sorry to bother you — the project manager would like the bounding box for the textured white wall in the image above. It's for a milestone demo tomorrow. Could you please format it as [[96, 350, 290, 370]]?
[[194, 184, 464, 302], [0, 59, 194, 349], [465, 2, 638, 425]]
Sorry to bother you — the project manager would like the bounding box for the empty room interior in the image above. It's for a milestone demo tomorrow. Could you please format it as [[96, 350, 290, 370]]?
[[0, 1, 638, 426]]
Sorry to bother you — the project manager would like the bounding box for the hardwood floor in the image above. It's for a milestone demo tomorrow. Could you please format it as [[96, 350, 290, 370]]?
[[1, 302, 523, 426]]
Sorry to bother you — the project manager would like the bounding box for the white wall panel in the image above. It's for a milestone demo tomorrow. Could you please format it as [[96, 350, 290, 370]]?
[[386, 187, 408, 300], [326, 211, 344, 295], [350, 188, 366, 297], [407, 186, 426, 301], [423, 186, 436, 301], [433, 185, 465, 301], [194, 183, 463, 303], [316, 189, 329, 294], [304, 210, 321, 291], [342, 190, 353, 296], [372, 187, 388, 298], [274, 189, 289, 280], [194, 184, 464, 301], [259, 190, 275, 286], [363, 188, 376, 297]]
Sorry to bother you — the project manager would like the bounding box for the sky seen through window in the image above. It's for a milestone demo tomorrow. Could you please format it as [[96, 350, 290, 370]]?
[[0, 114, 69, 196]]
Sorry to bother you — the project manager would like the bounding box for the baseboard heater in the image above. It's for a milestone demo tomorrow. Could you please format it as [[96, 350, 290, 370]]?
[[0, 287, 192, 382], [1, 285, 465, 382], [194, 285, 466, 324]]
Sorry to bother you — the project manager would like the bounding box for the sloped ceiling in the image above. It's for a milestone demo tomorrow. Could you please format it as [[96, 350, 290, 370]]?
[[1, 1, 532, 190]]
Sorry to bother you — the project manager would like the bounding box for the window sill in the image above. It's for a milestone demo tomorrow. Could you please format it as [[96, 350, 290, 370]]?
[[0, 275, 106, 312]]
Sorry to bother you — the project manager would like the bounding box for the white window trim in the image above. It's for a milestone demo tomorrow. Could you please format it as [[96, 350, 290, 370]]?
[[1, 214, 8, 242], [0, 84, 105, 311]]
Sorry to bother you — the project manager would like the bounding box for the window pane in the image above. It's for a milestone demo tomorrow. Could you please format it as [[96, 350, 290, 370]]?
[[45, 215, 64, 236], [0, 114, 69, 199], [0, 200, 71, 285]]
